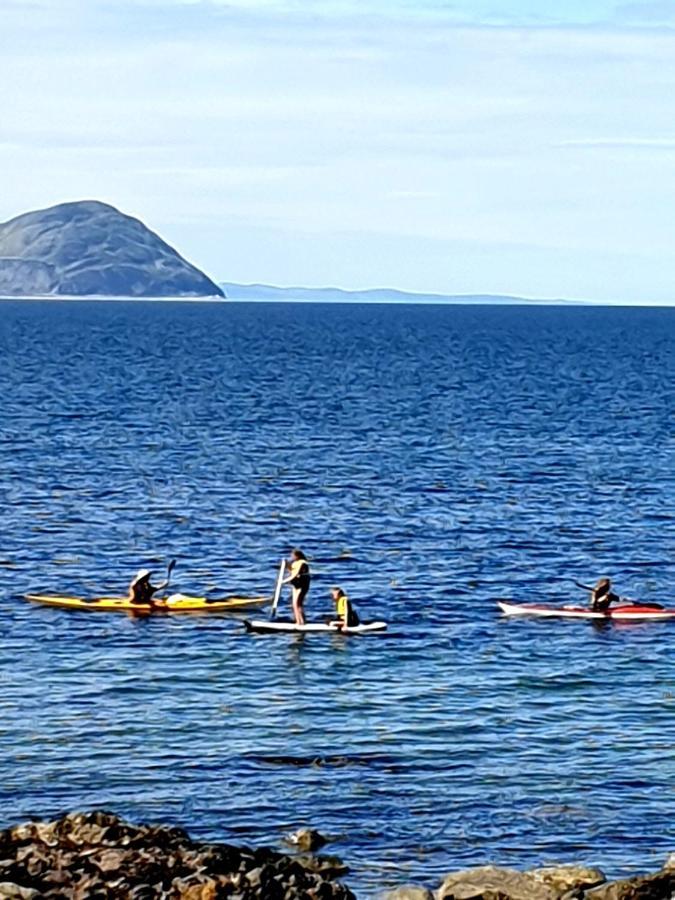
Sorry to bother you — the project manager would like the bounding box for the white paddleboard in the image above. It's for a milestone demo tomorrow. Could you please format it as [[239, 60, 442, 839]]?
[[244, 619, 388, 635]]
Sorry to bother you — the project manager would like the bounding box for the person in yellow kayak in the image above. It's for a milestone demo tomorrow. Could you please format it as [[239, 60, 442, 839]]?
[[283, 549, 311, 625], [127, 567, 172, 607], [329, 586, 360, 628]]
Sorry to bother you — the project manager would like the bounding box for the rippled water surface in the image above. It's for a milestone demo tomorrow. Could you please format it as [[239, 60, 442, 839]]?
[[1, 300, 675, 896]]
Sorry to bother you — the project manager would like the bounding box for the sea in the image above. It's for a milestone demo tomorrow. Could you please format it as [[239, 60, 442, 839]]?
[[1, 299, 674, 897]]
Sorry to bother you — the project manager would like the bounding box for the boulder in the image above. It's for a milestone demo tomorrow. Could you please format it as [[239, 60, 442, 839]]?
[[174, 877, 223, 899], [437, 864, 555, 900], [294, 854, 349, 878], [285, 828, 328, 852], [528, 864, 606, 896], [0, 885, 38, 899], [381, 886, 434, 899], [585, 870, 675, 899]]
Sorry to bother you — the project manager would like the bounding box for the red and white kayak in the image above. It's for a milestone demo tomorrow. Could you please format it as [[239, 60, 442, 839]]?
[[498, 600, 675, 620]]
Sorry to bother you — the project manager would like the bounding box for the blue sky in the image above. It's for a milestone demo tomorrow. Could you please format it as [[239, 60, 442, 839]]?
[[3, 1, 675, 301]]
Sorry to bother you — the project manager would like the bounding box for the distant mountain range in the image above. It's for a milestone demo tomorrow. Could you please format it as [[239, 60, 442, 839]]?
[[221, 283, 581, 305], [0, 201, 223, 298]]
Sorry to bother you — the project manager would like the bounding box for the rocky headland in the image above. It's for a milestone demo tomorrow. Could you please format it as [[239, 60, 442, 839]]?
[[0, 201, 224, 298], [0, 811, 674, 899]]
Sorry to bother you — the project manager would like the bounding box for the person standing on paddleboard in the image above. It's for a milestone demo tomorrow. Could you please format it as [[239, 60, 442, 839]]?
[[329, 587, 360, 629], [283, 549, 311, 625]]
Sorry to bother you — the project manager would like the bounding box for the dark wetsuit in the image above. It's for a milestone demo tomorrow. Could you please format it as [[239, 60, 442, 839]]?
[[130, 581, 157, 605], [289, 560, 311, 601], [591, 588, 619, 611]]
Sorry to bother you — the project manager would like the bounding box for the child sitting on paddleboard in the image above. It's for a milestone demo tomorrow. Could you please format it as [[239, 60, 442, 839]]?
[[329, 586, 360, 628]]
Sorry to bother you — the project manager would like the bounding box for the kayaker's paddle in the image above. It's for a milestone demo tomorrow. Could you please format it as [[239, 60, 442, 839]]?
[[270, 558, 285, 620], [164, 559, 176, 590], [153, 559, 176, 605], [574, 580, 594, 592]]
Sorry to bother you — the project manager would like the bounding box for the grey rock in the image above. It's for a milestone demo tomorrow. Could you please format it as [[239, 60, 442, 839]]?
[[585, 870, 675, 899], [0, 884, 38, 899], [437, 864, 555, 899], [285, 827, 328, 852], [381, 886, 434, 900], [0, 200, 224, 298], [246, 866, 262, 887], [528, 864, 606, 897], [295, 852, 349, 877]]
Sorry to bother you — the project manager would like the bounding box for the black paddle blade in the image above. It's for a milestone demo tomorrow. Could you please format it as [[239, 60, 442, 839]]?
[[167, 559, 177, 575]]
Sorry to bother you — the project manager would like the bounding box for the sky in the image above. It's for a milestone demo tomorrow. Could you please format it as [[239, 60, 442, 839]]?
[[3, 1, 675, 302]]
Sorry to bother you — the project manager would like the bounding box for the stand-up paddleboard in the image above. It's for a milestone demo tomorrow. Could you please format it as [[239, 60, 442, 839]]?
[[244, 619, 388, 635], [24, 594, 270, 614], [498, 600, 675, 620], [270, 558, 286, 620]]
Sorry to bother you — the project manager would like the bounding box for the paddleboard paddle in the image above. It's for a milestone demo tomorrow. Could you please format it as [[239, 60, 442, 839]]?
[[270, 558, 286, 620]]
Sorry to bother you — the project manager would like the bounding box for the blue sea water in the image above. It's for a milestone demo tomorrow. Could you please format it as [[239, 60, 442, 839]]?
[[1, 300, 675, 897]]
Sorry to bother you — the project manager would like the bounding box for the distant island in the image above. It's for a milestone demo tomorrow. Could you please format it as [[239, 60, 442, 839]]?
[[0, 201, 224, 298], [0, 200, 587, 304], [221, 283, 582, 305]]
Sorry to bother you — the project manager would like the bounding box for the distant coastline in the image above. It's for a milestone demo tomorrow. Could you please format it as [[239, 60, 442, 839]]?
[[0, 294, 225, 302], [4, 283, 669, 306], [4, 289, 674, 306], [221, 282, 587, 305], [0, 288, 585, 305]]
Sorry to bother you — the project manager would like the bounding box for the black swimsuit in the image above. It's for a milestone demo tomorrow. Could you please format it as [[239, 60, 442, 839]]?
[[290, 562, 311, 597], [592, 589, 619, 611]]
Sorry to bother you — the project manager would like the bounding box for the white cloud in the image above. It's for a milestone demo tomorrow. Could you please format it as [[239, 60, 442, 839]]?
[[561, 137, 675, 149]]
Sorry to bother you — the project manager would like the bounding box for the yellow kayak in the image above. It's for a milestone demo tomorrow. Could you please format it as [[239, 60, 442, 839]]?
[[24, 593, 270, 614]]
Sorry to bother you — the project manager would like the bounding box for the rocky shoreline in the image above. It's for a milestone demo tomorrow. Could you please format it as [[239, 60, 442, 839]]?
[[385, 862, 675, 899], [0, 812, 352, 899], [0, 811, 674, 899]]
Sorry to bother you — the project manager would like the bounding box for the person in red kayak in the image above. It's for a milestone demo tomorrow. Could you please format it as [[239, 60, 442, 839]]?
[[589, 577, 620, 611]]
